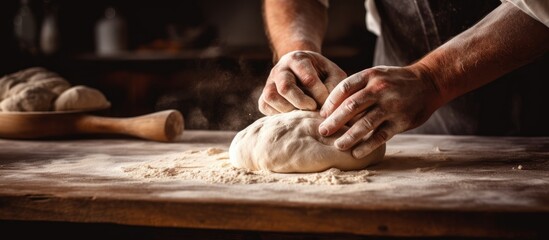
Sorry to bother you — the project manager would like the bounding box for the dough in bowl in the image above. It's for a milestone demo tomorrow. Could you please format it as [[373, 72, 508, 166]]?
[[0, 86, 57, 112], [229, 110, 386, 173], [0, 67, 70, 112], [54, 85, 111, 111]]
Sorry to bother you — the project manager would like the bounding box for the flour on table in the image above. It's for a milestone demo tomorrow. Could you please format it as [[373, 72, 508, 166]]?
[[123, 147, 372, 185]]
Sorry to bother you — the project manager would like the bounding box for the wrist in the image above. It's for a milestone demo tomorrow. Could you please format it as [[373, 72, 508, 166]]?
[[407, 62, 447, 110], [273, 39, 321, 63]]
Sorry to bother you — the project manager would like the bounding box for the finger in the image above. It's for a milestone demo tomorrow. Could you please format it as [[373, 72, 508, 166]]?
[[348, 111, 366, 126], [259, 84, 295, 113], [320, 71, 369, 118], [258, 95, 280, 115], [319, 63, 347, 93], [289, 58, 329, 105], [323, 72, 346, 93], [334, 108, 387, 150], [318, 89, 376, 137], [275, 71, 317, 110], [352, 122, 398, 159]]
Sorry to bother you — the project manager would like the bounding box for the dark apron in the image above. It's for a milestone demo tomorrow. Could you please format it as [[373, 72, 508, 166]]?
[[373, 0, 549, 136]]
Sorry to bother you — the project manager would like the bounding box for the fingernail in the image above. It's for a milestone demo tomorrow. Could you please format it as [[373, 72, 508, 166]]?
[[319, 126, 328, 136], [335, 138, 347, 150], [353, 149, 364, 159], [319, 109, 326, 117]]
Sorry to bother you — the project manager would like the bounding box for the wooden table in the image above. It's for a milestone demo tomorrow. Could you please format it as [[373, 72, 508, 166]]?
[[1, 131, 548, 239]]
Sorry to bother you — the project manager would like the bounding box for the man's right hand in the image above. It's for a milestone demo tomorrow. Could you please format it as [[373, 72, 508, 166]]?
[[258, 50, 347, 115]]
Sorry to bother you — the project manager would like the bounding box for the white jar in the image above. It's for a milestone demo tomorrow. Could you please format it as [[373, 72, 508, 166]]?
[[95, 7, 127, 56]]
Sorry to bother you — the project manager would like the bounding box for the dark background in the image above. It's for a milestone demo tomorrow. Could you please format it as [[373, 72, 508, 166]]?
[[1, 0, 377, 130]]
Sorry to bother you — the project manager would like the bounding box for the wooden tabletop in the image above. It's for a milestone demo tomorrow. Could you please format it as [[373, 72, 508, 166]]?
[[0, 131, 548, 238]]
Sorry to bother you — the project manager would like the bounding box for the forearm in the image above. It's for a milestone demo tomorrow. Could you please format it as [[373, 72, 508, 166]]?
[[263, 0, 328, 61], [412, 2, 549, 105]]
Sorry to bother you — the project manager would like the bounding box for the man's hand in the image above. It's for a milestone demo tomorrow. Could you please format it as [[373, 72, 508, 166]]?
[[260, 0, 336, 115], [258, 50, 347, 115], [318, 65, 443, 158], [318, 1, 549, 158]]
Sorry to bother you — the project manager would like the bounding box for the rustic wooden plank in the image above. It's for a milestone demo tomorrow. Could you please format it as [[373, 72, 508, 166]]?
[[0, 131, 548, 237], [0, 194, 547, 238]]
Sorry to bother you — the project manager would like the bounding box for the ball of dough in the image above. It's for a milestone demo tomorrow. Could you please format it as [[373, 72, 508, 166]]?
[[229, 110, 386, 173], [0, 76, 24, 100], [0, 67, 75, 112], [5, 82, 28, 97], [11, 67, 48, 80], [1, 67, 68, 99], [27, 71, 60, 83], [6, 78, 69, 98], [31, 77, 70, 95], [0, 86, 56, 112], [54, 85, 111, 111]]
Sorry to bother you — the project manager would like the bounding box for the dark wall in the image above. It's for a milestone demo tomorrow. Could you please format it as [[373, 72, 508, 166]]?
[[1, 0, 376, 130]]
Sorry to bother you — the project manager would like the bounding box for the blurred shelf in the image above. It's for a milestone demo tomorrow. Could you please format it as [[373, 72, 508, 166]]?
[[74, 47, 225, 62], [72, 45, 363, 62]]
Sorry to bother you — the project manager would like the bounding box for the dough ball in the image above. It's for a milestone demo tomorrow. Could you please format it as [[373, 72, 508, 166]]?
[[0, 86, 56, 112], [27, 71, 60, 83], [229, 110, 386, 173], [6, 82, 31, 97], [0, 67, 75, 112], [54, 85, 110, 111], [2, 67, 68, 98], [31, 77, 70, 95], [11, 67, 49, 80], [0, 76, 24, 100]]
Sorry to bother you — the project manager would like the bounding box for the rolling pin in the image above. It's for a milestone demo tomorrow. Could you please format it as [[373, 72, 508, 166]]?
[[0, 109, 184, 142]]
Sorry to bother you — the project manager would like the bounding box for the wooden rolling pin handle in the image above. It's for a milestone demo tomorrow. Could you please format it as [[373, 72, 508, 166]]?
[[75, 110, 184, 142]]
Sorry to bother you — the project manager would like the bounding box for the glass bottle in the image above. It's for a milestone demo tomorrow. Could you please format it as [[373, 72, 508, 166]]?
[[40, 0, 60, 56], [14, 0, 38, 55], [95, 6, 128, 56]]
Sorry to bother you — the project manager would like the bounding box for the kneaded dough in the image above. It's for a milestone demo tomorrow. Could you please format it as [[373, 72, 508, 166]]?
[[0, 86, 56, 111], [1, 67, 111, 112], [0, 67, 71, 112], [10, 67, 48, 80], [33, 78, 70, 95], [229, 110, 386, 173], [7, 78, 69, 97], [0, 76, 24, 99], [54, 85, 111, 111], [27, 71, 59, 83]]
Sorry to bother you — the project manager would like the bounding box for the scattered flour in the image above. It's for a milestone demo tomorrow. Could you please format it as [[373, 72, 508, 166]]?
[[123, 147, 371, 185], [512, 165, 524, 170]]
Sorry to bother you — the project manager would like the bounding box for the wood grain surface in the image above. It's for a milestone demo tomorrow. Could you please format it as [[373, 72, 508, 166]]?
[[0, 131, 548, 238]]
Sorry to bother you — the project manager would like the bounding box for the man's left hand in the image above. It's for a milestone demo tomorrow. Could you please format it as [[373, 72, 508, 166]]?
[[318, 65, 443, 158]]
